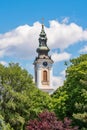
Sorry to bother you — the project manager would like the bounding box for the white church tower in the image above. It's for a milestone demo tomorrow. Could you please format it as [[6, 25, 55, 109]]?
[[34, 24, 54, 93]]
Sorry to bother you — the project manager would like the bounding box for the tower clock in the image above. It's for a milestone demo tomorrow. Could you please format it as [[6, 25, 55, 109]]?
[[34, 24, 54, 94]]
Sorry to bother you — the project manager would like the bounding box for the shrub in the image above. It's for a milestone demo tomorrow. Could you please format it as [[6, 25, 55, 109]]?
[[26, 111, 78, 130]]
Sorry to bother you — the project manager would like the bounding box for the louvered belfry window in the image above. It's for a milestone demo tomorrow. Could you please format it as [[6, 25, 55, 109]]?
[[43, 70, 47, 81]]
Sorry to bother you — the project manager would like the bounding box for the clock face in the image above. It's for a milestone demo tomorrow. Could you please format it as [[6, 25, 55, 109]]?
[[43, 61, 48, 67]]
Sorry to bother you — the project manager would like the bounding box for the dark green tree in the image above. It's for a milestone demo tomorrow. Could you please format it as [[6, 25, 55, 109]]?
[[64, 54, 87, 117], [52, 54, 87, 129], [73, 76, 87, 129]]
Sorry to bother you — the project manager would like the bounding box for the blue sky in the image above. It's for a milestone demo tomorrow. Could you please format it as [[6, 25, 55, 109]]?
[[0, 0, 87, 89]]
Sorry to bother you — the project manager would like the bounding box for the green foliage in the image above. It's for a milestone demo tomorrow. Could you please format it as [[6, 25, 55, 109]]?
[[73, 88, 87, 128], [0, 115, 13, 130], [0, 63, 52, 130], [1, 54, 87, 129], [52, 54, 87, 129], [52, 87, 69, 119]]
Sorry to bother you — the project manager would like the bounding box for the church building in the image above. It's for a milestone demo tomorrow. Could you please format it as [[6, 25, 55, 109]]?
[[34, 24, 54, 93]]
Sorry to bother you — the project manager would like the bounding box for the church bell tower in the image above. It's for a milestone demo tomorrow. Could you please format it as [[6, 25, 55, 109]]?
[[34, 24, 54, 93]]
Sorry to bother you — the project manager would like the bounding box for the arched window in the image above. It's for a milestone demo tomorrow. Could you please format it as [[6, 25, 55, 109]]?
[[43, 70, 47, 82]]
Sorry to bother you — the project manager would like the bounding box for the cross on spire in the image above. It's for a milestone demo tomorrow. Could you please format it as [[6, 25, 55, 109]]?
[[41, 18, 45, 31], [41, 18, 44, 24]]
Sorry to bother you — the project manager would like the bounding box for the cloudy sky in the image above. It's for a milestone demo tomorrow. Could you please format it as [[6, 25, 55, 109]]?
[[0, 0, 87, 89]]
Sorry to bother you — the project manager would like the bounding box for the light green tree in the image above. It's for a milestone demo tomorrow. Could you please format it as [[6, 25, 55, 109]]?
[[0, 63, 52, 130], [52, 87, 69, 119], [0, 115, 13, 130]]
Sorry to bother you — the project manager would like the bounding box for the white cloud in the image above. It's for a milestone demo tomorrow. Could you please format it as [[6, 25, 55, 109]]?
[[79, 45, 87, 53], [0, 22, 40, 58], [60, 69, 66, 77], [52, 76, 64, 90], [0, 61, 7, 66], [62, 17, 69, 24], [0, 50, 5, 58], [47, 20, 87, 50], [52, 69, 67, 90], [0, 20, 87, 59], [51, 52, 71, 62]]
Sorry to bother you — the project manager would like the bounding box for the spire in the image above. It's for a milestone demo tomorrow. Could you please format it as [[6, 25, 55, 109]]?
[[39, 24, 47, 47], [40, 24, 46, 36], [42, 24, 44, 30], [37, 24, 50, 55], [41, 18, 45, 32]]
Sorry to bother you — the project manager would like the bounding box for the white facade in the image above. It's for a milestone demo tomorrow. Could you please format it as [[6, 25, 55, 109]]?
[[34, 24, 54, 94], [34, 59, 54, 93]]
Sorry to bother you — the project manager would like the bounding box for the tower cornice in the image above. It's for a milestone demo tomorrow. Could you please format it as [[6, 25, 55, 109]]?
[[34, 23, 54, 94]]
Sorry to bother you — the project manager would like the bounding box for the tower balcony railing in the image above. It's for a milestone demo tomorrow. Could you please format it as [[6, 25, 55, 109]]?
[[41, 80, 49, 85]]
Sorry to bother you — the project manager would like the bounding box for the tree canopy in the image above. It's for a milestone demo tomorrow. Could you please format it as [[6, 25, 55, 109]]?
[[0, 63, 52, 130], [0, 54, 87, 130], [52, 54, 87, 129]]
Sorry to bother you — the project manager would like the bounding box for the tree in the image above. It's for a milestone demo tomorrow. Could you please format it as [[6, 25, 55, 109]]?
[[73, 87, 87, 129], [0, 115, 13, 130], [52, 87, 69, 119], [0, 63, 52, 130], [26, 111, 78, 130], [64, 54, 87, 115], [52, 54, 87, 129]]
